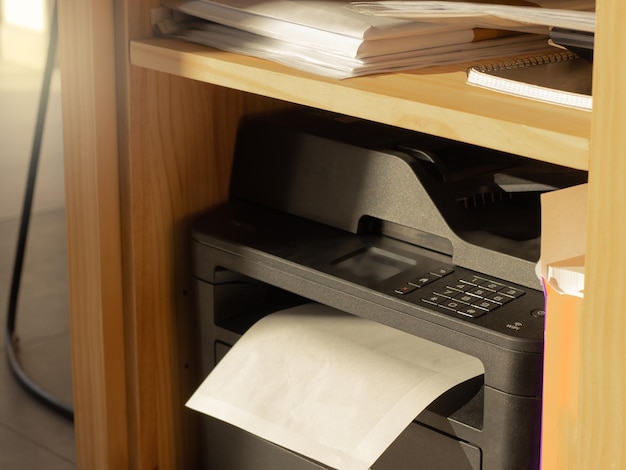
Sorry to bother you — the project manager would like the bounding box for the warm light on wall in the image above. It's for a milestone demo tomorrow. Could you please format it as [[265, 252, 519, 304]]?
[[1, 0, 50, 66], [3, 0, 47, 32]]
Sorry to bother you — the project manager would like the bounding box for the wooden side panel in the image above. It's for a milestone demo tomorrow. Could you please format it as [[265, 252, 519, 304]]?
[[576, 1, 626, 468], [57, 0, 128, 467]]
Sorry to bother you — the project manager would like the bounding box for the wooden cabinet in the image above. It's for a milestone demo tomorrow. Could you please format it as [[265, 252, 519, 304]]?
[[57, 0, 625, 468]]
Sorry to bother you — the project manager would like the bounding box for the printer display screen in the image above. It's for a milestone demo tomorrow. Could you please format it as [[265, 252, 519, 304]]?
[[333, 247, 416, 283]]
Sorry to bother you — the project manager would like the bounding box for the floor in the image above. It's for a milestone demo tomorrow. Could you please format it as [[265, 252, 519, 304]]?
[[0, 52, 76, 467]]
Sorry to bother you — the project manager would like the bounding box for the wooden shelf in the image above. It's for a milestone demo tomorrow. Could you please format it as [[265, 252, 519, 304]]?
[[131, 38, 590, 170]]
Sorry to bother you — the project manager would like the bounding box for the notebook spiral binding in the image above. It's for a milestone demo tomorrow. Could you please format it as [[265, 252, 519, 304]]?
[[472, 50, 578, 73]]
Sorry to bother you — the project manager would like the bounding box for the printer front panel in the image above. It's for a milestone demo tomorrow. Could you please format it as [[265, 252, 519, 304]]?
[[191, 232, 542, 469]]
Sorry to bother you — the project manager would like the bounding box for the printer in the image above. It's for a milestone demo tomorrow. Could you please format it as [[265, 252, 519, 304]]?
[[191, 109, 587, 470]]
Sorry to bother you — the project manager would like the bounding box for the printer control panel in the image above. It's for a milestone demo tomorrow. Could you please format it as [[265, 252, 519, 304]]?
[[394, 268, 526, 319], [327, 238, 543, 344], [374, 256, 545, 343]]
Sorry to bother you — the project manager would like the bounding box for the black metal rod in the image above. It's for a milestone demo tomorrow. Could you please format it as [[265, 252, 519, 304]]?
[[5, 0, 74, 421]]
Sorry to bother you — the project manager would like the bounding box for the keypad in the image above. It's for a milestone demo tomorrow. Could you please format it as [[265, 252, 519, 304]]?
[[394, 267, 526, 319]]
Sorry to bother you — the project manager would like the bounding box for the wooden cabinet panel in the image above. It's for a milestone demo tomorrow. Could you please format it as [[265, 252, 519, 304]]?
[[58, 0, 625, 468]]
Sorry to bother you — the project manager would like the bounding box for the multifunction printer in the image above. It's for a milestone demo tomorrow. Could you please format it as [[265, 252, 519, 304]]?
[[190, 109, 587, 470]]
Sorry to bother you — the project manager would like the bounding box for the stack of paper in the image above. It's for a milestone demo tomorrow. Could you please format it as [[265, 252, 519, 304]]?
[[156, 0, 553, 79], [350, 0, 596, 33]]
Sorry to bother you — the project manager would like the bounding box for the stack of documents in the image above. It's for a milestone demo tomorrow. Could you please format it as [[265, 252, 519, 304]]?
[[156, 0, 553, 79], [350, 0, 596, 33]]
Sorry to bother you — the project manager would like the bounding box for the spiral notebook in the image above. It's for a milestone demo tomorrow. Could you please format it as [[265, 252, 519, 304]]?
[[466, 50, 592, 111]]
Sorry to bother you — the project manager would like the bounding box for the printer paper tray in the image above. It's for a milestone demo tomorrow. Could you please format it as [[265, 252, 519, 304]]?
[[203, 414, 482, 470]]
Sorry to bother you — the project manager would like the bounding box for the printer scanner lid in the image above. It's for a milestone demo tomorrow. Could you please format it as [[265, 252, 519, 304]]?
[[228, 109, 587, 289]]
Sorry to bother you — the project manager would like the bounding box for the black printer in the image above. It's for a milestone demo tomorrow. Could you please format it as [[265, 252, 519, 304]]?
[[190, 109, 587, 470]]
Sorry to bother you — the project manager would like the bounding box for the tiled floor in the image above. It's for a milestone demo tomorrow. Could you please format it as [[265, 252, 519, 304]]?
[[0, 55, 76, 467]]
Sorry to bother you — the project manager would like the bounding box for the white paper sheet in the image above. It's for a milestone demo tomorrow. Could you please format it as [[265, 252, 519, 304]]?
[[187, 303, 484, 470]]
